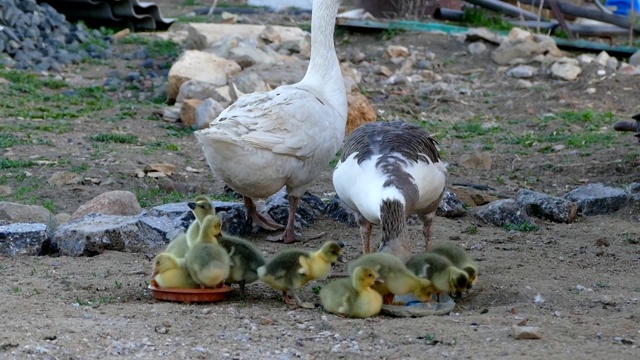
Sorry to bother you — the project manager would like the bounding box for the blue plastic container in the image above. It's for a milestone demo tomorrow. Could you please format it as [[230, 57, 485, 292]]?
[[606, 0, 640, 16]]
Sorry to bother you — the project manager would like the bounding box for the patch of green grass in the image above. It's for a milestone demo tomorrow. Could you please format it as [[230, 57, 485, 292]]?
[[146, 141, 181, 152], [0, 133, 26, 148], [463, 226, 478, 235], [70, 163, 91, 174], [622, 233, 639, 245], [90, 133, 139, 144], [329, 149, 343, 168], [135, 186, 195, 208], [503, 222, 539, 232], [210, 193, 239, 202], [0, 159, 36, 169], [147, 39, 181, 58], [461, 8, 513, 31], [451, 121, 502, 139], [42, 199, 55, 213], [595, 281, 610, 289], [382, 27, 406, 40], [164, 125, 193, 138]]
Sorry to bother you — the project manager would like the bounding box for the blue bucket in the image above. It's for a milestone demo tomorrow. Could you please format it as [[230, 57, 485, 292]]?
[[605, 0, 640, 15]]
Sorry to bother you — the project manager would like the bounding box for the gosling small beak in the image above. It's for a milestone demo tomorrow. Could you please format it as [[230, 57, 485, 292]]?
[[374, 277, 384, 285], [187, 202, 196, 210]]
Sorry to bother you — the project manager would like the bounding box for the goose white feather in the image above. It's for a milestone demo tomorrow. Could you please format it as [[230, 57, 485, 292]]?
[[194, 0, 346, 244], [332, 121, 447, 260]]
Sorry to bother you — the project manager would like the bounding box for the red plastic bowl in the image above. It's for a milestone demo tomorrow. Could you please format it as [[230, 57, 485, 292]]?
[[149, 285, 233, 303]]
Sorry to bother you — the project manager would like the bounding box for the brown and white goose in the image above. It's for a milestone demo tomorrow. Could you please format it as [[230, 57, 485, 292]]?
[[332, 120, 447, 261], [193, 0, 347, 244]]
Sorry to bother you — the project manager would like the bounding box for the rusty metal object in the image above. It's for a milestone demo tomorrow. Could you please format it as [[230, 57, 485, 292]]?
[[613, 113, 640, 141]]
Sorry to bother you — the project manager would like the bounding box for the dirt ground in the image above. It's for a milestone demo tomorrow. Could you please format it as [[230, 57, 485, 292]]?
[[1, 1, 640, 358]]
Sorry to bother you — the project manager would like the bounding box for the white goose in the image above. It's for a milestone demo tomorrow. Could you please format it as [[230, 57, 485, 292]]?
[[194, 0, 347, 244], [332, 120, 447, 261]]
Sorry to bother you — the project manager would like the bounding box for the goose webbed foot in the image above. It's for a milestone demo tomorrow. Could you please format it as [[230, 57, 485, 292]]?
[[265, 195, 325, 244], [244, 196, 285, 231]]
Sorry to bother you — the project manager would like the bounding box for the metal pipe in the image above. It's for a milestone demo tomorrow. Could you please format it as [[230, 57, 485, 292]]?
[[434, 8, 630, 36], [463, 0, 547, 21], [521, 0, 640, 33]]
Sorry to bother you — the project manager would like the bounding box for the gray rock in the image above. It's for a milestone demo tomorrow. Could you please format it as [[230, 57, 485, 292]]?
[[507, 65, 536, 78], [195, 98, 225, 129], [627, 183, 640, 203], [228, 46, 275, 68], [436, 189, 466, 218], [212, 201, 252, 237], [70, 190, 142, 220], [176, 79, 231, 104], [237, 61, 307, 89], [475, 199, 537, 229], [516, 189, 577, 223], [151, 202, 191, 219], [563, 183, 628, 215], [230, 71, 269, 94], [0, 223, 51, 256], [468, 42, 487, 55], [323, 195, 358, 228], [629, 49, 640, 67], [262, 188, 321, 230], [53, 214, 174, 256], [0, 202, 57, 226]]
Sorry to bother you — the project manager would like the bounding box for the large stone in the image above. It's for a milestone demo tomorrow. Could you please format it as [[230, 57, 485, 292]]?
[[230, 71, 270, 94], [48, 171, 81, 186], [0, 202, 56, 226], [186, 23, 268, 50], [259, 25, 308, 47], [507, 65, 536, 78], [384, 45, 410, 59], [459, 152, 492, 170], [550, 57, 582, 81], [167, 50, 241, 103], [176, 79, 235, 104], [262, 188, 322, 230], [491, 28, 563, 65], [71, 190, 142, 220], [436, 189, 466, 218], [195, 98, 226, 129], [180, 98, 203, 127], [237, 61, 308, 89], [629, 49, 640, 67], [53, 214, 176, 256], [211, 201, 252, 237], [324, 195, 358, 228], [628, 183, 640, 203], [0, 223, 51, 256], [516, 189, 577, 223], [346, 92, 376, 136], [563, 183, 628, 215], [475, 199, 537, 229], [228, 46, 277, 68]]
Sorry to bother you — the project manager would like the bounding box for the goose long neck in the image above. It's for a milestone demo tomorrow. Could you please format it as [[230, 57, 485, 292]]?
[[378, 199, 411, 261], [300, 0, 346, 117]]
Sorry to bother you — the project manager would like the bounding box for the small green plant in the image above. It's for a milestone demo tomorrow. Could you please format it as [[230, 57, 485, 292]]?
[[595, 281, 610, 289], [115, 280, 122, 289], [622, 234, 639, 245], [164, 125, 193, 138], [461, 8, 513, 31], [0, 159, 36, 169], [382, 28, 405, 40], [90, 133, 139, 144], [312, 286, 322, 294], [463, 226, 478, 235], [70, 163, 91, 174], [503, 222, 539, 232], [147, 39, 181, 58], [13, 287, 21, 294]]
